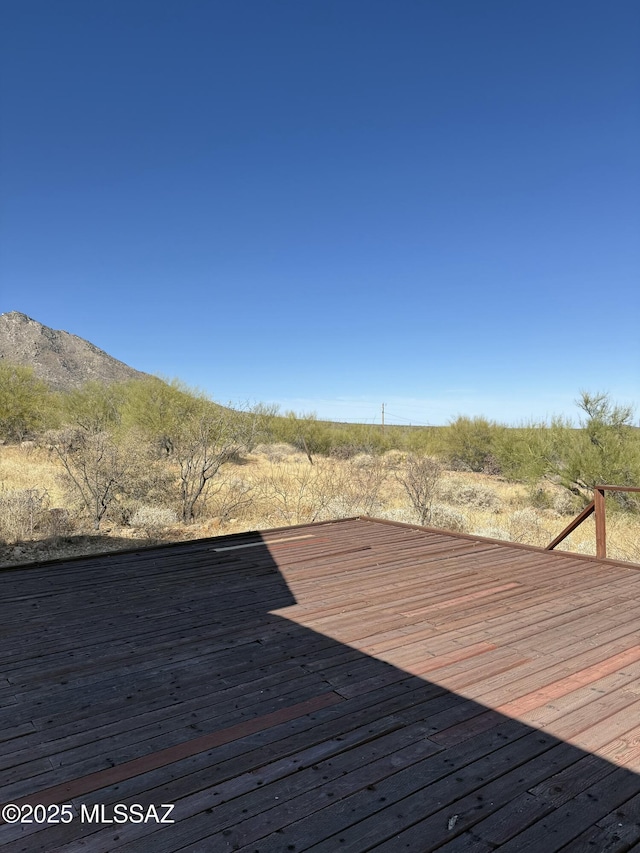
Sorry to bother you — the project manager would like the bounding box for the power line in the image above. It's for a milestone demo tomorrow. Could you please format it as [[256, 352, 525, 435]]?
[[383, 411, 433, 427]]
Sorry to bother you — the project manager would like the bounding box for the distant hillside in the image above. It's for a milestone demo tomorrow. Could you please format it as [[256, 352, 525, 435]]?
[[0, 312, 149, 391]]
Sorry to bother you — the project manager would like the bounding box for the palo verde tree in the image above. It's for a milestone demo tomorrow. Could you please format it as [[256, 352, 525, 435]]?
[[490, 421, 555, 483], [119, 376, 185, 456], [553, 391, 640, 506], [271, 411, 326, 463], [60, 381, 124, 434], [443, 416, 502, 473], [0, 362, 56, 442]]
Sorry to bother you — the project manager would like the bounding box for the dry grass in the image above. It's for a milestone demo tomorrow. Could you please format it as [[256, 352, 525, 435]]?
[[0, 444, 66, 503], [1, 443, 637, 567]]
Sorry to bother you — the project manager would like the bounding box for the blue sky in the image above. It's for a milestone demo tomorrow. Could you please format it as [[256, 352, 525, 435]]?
[[1, 1, 638, 426]]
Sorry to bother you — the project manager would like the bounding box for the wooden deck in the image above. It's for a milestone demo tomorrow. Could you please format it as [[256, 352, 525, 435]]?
[[2, 517, 640, 851]]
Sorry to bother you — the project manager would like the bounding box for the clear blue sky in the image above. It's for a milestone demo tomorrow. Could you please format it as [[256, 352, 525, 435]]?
[[1, 1, 638, 426]]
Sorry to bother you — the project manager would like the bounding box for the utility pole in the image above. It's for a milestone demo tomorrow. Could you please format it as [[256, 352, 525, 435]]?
[[381, 403, 385, 433]]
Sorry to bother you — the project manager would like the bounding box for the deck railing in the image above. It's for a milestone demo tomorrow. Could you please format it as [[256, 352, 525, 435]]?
[[545, 484, 640, 559]]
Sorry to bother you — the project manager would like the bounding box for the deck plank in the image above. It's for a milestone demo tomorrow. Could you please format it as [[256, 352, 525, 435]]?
[[2, 517, 640, 851]]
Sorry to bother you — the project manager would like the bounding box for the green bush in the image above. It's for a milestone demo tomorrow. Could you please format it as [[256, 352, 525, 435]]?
[[442, 416, 501, 473], [0, 362, 57, 441], [542, 394, 640, 509]]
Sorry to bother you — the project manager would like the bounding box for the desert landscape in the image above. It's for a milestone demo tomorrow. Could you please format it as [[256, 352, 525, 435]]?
[[1, 439, 639, 568], [1, 313, 638, 568]]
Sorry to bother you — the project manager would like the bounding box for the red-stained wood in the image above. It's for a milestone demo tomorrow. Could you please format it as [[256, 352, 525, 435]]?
[[2, 517, 640, 852]]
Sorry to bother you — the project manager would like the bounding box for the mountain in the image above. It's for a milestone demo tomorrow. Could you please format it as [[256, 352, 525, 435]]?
[[0, 312, 149, 391]]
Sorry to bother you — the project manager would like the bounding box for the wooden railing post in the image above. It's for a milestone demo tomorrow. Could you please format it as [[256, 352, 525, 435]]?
[[545, 501, 595, 551], [547, 484, 638, 560], [594, 487, 606, 559]]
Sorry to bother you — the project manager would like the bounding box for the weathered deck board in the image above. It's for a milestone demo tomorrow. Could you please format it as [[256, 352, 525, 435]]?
[[2, 517, 640, 851]]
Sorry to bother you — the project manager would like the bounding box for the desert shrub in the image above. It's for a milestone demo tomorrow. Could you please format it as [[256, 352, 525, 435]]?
[[0, 487, 50, 543], [443, 416, 501, 472], [506, 508, 554, 545], [430, 504, 467, 533], [45, 427, 129, 530], [120, 378, 263, 522], [551, 491, 583, 516], [377, 503, 466, 532], [268, 411, 334, 458], [342, 455, 389, 516], [527, 486, 553, 510], [317, 496, 358, 521], [254, 454, 386, 525], [44, 507, 73, 536], [255, 458, 345, 525], [131, 505, 178, 531], [541, 394, 640, 508], [60, 381, 124, 434], [446, 458, 473, 472], [492, 423, 553, 482], [252, 443, 299, 462], [383, 449, 409, 469], [474, 525, 511, 541], [404, 427, 444, 457], [482, 454, 502, 476], [329, 443, 362, 460], [397, 456, 443, 526], [438, 481, 502, 511], [351, 452, 377, 468], [207, 477, 254, 523], [379, 507, 421, 525], [0, 362, 57, 442], [472, 512, 553, 546]]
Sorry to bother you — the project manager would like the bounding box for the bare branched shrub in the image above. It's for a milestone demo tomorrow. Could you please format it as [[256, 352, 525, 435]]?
[[115, 430, 176, 520], [256, 459, 346, 525], [397, 455, 443, 526], [44, 428, 127, 530], [208, 477, 254, 524], [45, 507, 72, 537], [319, 496, 359, 520], [340, 455, 389, 517], [263, 454, 390, 523], [0, 488, 50, 543], [170, 405, 265, 523]]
